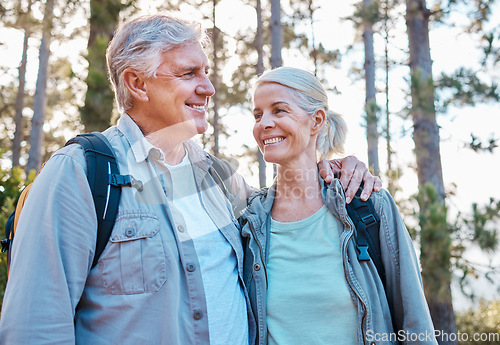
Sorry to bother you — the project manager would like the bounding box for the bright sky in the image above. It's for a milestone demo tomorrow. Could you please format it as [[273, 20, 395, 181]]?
[[1, 0, 499, 307]]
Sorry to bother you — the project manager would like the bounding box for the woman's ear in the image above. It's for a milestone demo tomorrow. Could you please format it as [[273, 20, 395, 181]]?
[[311, 109, 326, 135], [123, 68, 149, 103]]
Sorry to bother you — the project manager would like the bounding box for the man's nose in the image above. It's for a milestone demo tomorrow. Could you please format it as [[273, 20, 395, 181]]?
[[197, 75, 216, 97]]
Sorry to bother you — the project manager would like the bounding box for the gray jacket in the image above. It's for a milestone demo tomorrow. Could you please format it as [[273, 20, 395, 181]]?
[[240, 179, 437, 345], [0, 114, 255, 345]]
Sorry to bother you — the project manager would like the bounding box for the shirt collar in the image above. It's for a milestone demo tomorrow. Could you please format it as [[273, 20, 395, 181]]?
[[117, 114, 164, 163], [116, 113, 211, 169]]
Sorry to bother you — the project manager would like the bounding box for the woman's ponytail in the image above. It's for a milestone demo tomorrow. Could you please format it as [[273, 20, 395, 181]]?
[[317, 110, 347, 160]]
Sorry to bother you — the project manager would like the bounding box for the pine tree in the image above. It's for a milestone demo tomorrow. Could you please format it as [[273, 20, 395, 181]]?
[[405, 1, 455, 343], [26, 0, 55, 174]]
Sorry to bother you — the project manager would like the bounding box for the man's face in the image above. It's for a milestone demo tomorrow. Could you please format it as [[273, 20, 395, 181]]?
[[142, 42, 215, 137]]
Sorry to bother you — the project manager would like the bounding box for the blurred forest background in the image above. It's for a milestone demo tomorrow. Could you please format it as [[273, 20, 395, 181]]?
[[0, 0, 499, 344]]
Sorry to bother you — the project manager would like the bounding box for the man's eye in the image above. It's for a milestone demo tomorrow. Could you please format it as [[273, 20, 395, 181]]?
[[274, 108, 286, 114]]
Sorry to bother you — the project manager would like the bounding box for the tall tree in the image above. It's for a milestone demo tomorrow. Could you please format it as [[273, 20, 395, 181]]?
[[26, 0, 55, 174], [255, 0, 266, 187], [362, 0, 380, 175], [270, 0, 282, 178], [405, 1, 456, 343], [210, 0, 221, 157], [270, 0, 282, 69], [80, 0, 132, 132], [382, 0, 392, 191], [288, 0, 340, 85], [12, 0, 33, 168]]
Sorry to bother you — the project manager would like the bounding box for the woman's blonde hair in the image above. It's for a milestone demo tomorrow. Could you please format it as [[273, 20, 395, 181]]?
[[255, 67, 347, 159]]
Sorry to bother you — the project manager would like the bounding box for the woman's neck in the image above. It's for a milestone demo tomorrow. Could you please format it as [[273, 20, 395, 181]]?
[[272, 161, 324, 222]]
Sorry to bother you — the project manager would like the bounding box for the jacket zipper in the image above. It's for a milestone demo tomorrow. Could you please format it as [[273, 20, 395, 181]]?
[[338, 188, 369, 345], [344, 232, 369, 344], [248, 219, 268, 288]]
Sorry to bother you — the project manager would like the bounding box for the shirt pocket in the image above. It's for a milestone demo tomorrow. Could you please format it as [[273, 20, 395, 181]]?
[[99, 211, 167, 295]]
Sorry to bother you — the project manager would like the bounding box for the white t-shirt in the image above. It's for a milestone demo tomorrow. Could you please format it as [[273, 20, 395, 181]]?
[[165, 152, 248, 345]]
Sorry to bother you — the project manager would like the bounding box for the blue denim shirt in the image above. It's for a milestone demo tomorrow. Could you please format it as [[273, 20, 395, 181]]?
[[240, 179, 438, 345], [0, 114, 255, 345]]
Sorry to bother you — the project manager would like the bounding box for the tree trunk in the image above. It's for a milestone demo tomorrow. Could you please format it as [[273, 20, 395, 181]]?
[[211, 0, 220, 158], [255, 0, 266, 187], [405, 0, 456, 343], [270, 0, 282, 69], [80, 0, 122, 132], [26, 0, 55, 174], [363, 0, 380, 175], [12, 0, 33, 168], [270, 0, 282, 178], [382, 0, 394, 194]]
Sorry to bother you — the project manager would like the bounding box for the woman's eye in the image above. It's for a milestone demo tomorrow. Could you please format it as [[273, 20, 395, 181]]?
[[253, 113, 262, 121]]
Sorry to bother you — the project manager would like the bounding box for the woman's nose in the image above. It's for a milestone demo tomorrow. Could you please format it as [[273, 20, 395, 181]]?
[[260, 112, 275, 129]]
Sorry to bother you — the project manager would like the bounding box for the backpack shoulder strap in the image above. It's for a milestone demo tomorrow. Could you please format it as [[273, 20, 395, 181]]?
[[346, 186, 386, 287], [65, 132, 123, 269], [207, 154, 231, 200]]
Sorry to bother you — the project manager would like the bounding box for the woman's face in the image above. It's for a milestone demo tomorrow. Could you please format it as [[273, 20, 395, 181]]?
[[252, 82, 319, 166]]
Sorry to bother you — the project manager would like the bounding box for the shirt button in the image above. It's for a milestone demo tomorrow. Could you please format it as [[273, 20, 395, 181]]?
[[186, 263, 196, 272], [125, 227, 136, 237], [193, 311, 203, 320], [177, 225, 185, 233], [254, 264, 261, 271], [149, 149, 161, 161]]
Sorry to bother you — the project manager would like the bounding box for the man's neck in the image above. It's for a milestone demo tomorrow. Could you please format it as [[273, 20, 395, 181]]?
[[145, 130, 186, 166], [127, 111, 194, 166]]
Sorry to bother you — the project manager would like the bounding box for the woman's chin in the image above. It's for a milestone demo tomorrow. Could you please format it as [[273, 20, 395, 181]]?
[[263, 153, 282, 165]]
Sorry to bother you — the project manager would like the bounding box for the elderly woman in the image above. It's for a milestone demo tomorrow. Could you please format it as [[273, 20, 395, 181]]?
[[240, 67, 437, 345]]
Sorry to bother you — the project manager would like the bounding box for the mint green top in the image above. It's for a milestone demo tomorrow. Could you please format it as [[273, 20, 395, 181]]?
[[266, 205, 357, 345]]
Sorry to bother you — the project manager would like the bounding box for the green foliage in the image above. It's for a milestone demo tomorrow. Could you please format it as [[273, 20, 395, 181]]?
[[456, 299, 500, 345], [435, 67, 500, 111], [449, 193, 499, 301], [80, 0, 135, 132], [481, 29, 500, 67], [466, 198, 499, 252], [0, 162, 35, 311], [468, 134, 498, 153], [410, 68, 437, 114], [80, 34, 115, 131], [350, 0, 382, 27], [418, 183, 454, 301]]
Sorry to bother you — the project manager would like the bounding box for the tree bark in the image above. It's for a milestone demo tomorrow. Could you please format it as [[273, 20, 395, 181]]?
[[363, 0, 380, 175], [26, 0, 55, 174], [270, 0, 282, 178], [270, 0, 282, 69], [211, 0, 220, 158], [405, 1, 456, 344], [12, 0, 32, 168], [255, 0, 266, 187], [382, 0, 394, 194], [80, 0, 122, 132]]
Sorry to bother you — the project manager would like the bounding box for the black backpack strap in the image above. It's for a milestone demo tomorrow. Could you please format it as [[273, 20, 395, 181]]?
[[1, 212, 15, 254], [65, 132, 127, 269], [346, 187, 386, 287]]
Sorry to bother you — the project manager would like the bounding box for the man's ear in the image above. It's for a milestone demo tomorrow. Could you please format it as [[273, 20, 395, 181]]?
[[123, 68, 149, 102], [311, 109, 326, 135]]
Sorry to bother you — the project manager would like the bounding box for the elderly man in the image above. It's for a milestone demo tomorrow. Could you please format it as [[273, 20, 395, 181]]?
[[0, 12, 380, 345]]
